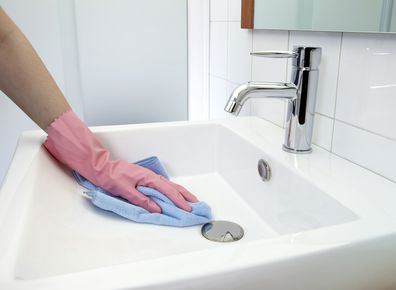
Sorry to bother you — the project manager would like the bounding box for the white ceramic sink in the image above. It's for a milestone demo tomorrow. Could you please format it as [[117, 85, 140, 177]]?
[[1, 117, 396, 290]]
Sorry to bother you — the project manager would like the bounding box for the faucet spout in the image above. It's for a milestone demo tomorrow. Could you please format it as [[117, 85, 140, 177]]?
[[223, 46, 322, 153], [224, 82, 297, 115]]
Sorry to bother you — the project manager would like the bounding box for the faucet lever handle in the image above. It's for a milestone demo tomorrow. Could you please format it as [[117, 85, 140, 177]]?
[[250, 51, 297, 58]]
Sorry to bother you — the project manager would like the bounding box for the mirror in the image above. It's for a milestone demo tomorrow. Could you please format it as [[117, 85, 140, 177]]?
[[243, 0, 396, 33]]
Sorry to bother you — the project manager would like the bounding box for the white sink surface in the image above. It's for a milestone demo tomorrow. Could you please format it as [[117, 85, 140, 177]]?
[[1, 117, 396, 290]]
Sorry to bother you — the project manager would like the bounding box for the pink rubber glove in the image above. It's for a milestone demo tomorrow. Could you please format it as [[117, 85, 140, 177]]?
[[43, 110, 198, 213]]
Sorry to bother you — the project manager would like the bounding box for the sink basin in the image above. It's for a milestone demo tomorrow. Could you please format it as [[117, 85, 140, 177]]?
[[1, 117, 396, 290]]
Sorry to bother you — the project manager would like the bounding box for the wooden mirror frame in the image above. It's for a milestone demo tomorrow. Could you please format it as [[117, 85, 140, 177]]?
[[241, 0, 254, 29]]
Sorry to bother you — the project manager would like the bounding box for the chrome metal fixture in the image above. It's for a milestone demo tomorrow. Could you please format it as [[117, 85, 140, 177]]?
[[258, 159, 271, 181], [201, 221, 244, 242], [224, 46, 322, 153]]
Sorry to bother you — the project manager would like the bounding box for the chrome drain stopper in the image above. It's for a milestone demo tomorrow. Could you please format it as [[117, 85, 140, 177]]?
[[201, 220, 244, 242]]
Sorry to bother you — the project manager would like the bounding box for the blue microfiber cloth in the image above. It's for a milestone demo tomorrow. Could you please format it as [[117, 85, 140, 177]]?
[[71, 156, 212, 227]]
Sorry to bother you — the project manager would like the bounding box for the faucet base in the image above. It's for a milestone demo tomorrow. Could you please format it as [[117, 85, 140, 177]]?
[[282, 145, 312, 154]]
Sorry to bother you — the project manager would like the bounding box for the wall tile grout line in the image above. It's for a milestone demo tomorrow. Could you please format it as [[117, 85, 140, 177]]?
[[284, 107, 396, 144], [315, 111, 334, 119], [330, 32, 344, 152], [257, 116, 284, 129], [209, 20, 241, 23], [286, 30, 291, 122], [312, 142, 331, 152], [209, 74, 229, 81], [225, 0, 230, 115], [331, 151, 396, 185], [210, 20, 237, 22], [248, 18, 254, 115], [334, 118, 396, 143], [208, 2, 212, 118], [205, 0, 211, 120], [283, 30, 291, 129]]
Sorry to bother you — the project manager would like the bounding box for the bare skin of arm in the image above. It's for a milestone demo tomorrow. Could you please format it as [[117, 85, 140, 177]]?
[[0, 7, 70, 130], [0, 7, 198, 212]]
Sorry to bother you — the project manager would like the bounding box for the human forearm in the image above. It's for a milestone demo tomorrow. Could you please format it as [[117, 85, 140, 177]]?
[[0, 7, 198, 213], [0, 7, 70, 130]]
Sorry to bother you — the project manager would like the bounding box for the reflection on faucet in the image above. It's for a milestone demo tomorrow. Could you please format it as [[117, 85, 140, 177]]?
[[224, 46, 322, 154], [224, 82, 297, 115]]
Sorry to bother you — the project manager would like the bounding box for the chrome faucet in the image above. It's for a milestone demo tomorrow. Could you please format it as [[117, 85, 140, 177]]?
[[224, 46, 322, 153]]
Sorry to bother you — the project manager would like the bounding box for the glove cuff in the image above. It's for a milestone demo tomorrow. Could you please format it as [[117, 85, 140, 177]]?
[[43, 110, 110, 186]]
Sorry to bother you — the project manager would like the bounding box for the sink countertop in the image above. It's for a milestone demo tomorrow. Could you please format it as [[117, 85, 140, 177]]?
[[0, 116, 396, 290]]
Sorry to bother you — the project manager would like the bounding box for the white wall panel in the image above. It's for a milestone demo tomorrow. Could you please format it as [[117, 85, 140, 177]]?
[[0, 0, 66, 185], [74, 0, 188, 126]]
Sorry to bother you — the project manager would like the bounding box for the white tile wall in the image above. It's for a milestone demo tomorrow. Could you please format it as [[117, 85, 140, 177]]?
[[312, 114, 334, 151], [227, 0, 241, 21], [209, 76, 228, 119], [332, 120, 396, 182], [227, 21, 252, 84], [210, 0, 228, 21], [336, 33, 396, 141], [209, 0, 396, 183], [209, 22, 228, 79]]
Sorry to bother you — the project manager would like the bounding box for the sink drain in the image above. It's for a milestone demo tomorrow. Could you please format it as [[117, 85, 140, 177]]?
[[201, 221, 244, 242], [258, 159, 271, 181]]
